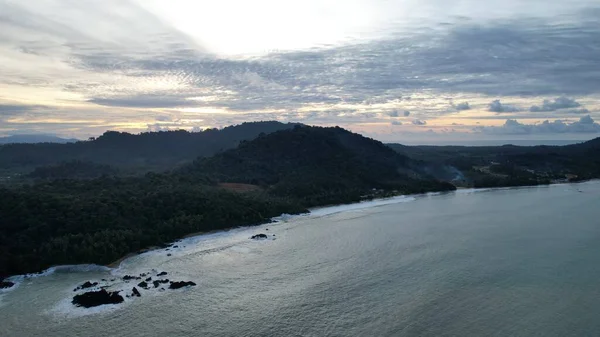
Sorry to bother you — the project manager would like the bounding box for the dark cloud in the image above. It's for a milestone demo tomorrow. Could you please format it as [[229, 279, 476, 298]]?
[[404, 110, 411, 117], [475, 115, 600, 134], [391, 120, 403, 125], [389, 110, 400, 117], [529, 97, 582, 112], [488, 100, 519, 113], [412, 119, 427, 125], [454, 102, 471, 111]]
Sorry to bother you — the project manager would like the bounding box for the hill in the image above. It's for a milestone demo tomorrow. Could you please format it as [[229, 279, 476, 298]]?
[[187, 125, 455, 206], [0, 125, 454, 278], [0, 134, 78, 144], [388, 137, 600, 187], [0, 121, 299, 177]]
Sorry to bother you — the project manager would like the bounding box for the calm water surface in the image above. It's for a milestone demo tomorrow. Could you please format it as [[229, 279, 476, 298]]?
[[1, 181, 599, 337]]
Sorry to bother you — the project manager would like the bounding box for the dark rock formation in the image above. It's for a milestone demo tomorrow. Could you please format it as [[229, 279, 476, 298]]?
[[145, 277, 152, 282], [137, 281, 149, 289], [251, 234, 268, 239], [0, 280, 15, 289], [132, 287, 141, 297], [173, 245, 179, 248], [73, 281, 98, 291], [122, 275, 141, 281], [157, 271, 167, 276], [153, 279, 169, 288], [72, 289, 124, 308], [167, 253, 172, 256], [169, 281, 196, 289]]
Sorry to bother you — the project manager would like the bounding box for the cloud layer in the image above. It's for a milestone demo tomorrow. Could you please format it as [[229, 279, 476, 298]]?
[[0, 0, 599, 141]]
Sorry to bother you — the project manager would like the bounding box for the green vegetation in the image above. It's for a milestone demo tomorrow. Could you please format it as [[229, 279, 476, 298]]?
[[0, 121, 298, 177], [389, 138, 600, 187], [0, 125, 453, 279]]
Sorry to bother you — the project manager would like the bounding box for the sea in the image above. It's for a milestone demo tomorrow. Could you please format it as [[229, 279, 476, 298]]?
[[1, 180, 599, 337]]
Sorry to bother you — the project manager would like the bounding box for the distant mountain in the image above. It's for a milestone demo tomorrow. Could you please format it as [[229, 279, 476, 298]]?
[[388, 136, 600, 187], [0, 134, 78, 144], [187, 125, 455, 206], [0, 121, 300, 174]]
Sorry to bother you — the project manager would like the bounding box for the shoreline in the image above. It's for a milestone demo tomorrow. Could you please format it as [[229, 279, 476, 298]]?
[[4, 179, 598, 281]]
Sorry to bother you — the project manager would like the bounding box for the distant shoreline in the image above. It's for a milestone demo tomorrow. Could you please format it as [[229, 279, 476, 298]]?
[[105, 179, 600, 270], [3, 179, 597, 282]]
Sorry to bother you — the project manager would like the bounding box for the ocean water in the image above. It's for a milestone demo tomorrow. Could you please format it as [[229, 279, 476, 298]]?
[[1, 181, 600, 337]]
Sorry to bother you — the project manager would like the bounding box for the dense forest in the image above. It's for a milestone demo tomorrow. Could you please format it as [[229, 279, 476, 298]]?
[[0, 125, 454, 279], [1, 123, 599, 279], [389, 137, 600, 187], [0, 121, 298, 177]]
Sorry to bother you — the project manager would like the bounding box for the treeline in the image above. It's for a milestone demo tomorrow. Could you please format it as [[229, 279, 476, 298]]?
[[0, 125, 455, 278], [389, 137, 600, 186], [0, 176, 305, 278], [0, 121, 298, 176]]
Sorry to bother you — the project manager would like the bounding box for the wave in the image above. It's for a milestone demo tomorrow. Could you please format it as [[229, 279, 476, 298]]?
[[6, 264, 111, 284]]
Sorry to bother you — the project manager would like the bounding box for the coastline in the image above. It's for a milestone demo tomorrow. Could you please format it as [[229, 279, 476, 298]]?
[[4, 179, 598, 281]]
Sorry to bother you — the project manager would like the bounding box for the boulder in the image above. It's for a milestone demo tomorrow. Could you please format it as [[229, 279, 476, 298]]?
[[145, 277, 152, 282], [132, 287, 141, 297], [169, 281, 197, 289], [251, 234, 268, 240], [72, 289, 124, 308], [0, 280, 15, 289], [73, 281, 98, 291], [153, 279, 169, 288], [137, 281, 149, 289], [157, 271, 168, 277], [122, 275, 141, 281]]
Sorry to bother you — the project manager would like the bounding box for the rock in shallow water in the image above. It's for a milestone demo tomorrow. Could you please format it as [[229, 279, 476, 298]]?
[[169, 281, 196, 289], [73, 281, 98, 291], [251, 234, 268, 240], [72, 289, 124, 308], [153, 279, 169, 288], [0, 280, 15, 289], [132, 287, 141, 297]]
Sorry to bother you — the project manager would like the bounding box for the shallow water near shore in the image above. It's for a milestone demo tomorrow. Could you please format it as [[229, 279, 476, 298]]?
[[1, 181, 600, 336]]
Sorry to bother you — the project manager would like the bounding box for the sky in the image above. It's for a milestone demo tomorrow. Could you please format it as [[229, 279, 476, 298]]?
[[1, 0, 600, 144]]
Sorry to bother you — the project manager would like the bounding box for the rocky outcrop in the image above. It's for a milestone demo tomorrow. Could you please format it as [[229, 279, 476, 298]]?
[[157, 271, 168, 277], [72, 289, 124, 308], [73, 281, 98, 291], [132, 287, 141, 297], [0, 280, 15, 289], [153, 279, 169, 288], [169, 281, 196, 289], [137, 281, 149, 289], [122, 275, 141, 281], [251, 234, 268, 239]]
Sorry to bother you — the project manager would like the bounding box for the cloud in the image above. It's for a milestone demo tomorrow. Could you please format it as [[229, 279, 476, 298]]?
[[391, 120, 402, 125], [529, 97, 582, 112], [455, 102, 471, 111], [475, 115, 600, 134], [565, 108, 590, 114], [488, 100, 519, 113], [403, 110, 411, 117], [389, 110, 400, 117], [412, 119, 427, 125]]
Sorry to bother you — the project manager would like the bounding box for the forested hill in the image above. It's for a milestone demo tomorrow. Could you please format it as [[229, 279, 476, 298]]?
[[388, 137, 600, 187], [186, 125, 456, 206], [0, 125, 454, 279], [0, 121, 299, 175]]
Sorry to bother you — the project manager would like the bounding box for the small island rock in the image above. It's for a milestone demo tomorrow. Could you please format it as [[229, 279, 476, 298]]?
[[169, 281, 197, 289], [72, 289, 124, 308]]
